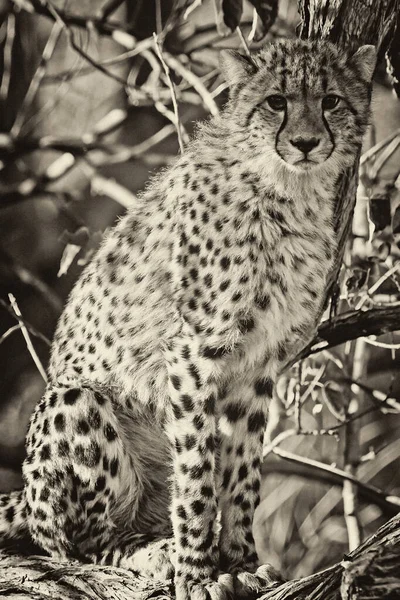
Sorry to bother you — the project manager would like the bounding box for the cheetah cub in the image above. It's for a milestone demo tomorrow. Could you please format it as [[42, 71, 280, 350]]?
[[1, 40, 375, 600]]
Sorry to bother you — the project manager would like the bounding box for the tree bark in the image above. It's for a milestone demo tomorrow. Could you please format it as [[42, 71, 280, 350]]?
[[298, 0, 400, 317], [295, 303, 400, 362], [1, 511, 400, 599]]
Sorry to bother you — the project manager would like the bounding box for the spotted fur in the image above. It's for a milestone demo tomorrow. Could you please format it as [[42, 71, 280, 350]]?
[[0, 40, 375, 600]]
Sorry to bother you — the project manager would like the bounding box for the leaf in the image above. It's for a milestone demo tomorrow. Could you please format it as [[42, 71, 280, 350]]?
[[60, 226, 90, 247], [222, 0, 243, 31], [247, 0, 278, 39], [57, 243, 81, 278], [212, 0, 238, 36], [77, 231, 103, 267], [58, 227, 91, 277], [45, 153, 75, 180], [345, 268, 368, 294], [312, 402, 323, 415], [371, 241, 391, 261], [368, 195, 391, 232]]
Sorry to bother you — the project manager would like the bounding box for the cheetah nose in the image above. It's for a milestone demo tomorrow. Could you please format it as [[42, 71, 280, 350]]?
[[290, 137, 320, 154]]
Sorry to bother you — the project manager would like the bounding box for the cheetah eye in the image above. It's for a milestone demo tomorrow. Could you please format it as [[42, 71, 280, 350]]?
[[266, 95, 287, 111], [322, 95, 341, 110]]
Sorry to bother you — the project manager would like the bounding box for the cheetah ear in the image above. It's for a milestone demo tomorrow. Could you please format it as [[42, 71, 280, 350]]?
[[351, 45, 377, 82], [220, 50, 257, 85]]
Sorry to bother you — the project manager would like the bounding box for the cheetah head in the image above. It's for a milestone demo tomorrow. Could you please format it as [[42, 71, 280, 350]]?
[[220, 39, 375, 174]]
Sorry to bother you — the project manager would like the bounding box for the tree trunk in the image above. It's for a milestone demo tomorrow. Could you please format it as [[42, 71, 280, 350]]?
[[298, 0, 400, 319]]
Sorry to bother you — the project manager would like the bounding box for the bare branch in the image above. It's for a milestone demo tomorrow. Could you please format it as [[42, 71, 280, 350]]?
[[262, 449, 400, 516], [293, 304, 400, 363], [91, 175, 139, 209], [162, 53, 219, 116], [10, 0, 132, 38], [8, 294, 48, 382], [0, 324, 22, 346], [0, 299, 51, 346], [153, 34, 185, 154], [11, 22, 62, 137], [0, 12, 16, 104]]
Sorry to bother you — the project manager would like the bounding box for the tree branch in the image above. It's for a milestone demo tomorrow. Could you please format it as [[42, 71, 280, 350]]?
[[296, 303, 400, 362], [263, 448, 400, 517], [10, 0, 133, 38], [2, 511, 400, 599], [261, 457, 400, 517]]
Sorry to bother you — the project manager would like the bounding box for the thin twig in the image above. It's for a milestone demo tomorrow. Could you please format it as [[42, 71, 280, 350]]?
[[98, 0, 125, 21], [267, 447, 400, 511], [295, 361, 303, 432], [0, 12, 16, 103], [162, 52, 219, 116], [42, 1, 145, 95], [155, 0, 162, 35], [10, 0, 133, 37], [11, 263, 63, 313], [263, 427, 298, 457], [341, 377, 400, 413], [366, 134, 400, 179], [236, 26, 252, 58], [342, 338, 366, 551], [248, 8, 258, 41], [8, 294, 48, 382], [262, 460, 399, 516], [300, 404, 380, 436], [153, 33, 185, 153], [90, 175, 139, 209], [361, 337, 400, 349], [0, 119, 174, 167], [11, 21, 63, 138], [360, 128, 400, 165], [184, 0, 202, 19], [0, 324, 22, 346], [0, 299, 51, 347], [39, 39, 161, 84], [122, 124, 175, 157], [368, 262, 400, 296]]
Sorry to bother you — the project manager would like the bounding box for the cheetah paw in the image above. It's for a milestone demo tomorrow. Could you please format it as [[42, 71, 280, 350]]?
[[123, 538, 175, 580], [233, 564, 283, 599], [175, 573, 234, 600]]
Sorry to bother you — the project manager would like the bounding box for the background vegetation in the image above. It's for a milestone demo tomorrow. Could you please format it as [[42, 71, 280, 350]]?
[[0, 0, 400, 587]]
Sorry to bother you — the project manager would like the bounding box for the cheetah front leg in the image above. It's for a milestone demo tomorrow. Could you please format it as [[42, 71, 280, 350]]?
[[218, 378, 282, 597], [165, 336, 234, 600]]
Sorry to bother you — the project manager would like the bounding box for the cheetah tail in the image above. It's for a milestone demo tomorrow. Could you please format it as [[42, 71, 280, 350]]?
[[0, 489, 29, 540]]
